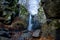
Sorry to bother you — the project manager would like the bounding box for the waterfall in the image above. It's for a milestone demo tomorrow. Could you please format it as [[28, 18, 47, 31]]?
[[27, 0, 41, 31], [18, 0, 41, 31], [27, 14, 33, 31]]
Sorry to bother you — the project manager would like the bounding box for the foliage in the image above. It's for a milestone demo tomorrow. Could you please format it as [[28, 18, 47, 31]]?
[[0, 0, 60, 28]]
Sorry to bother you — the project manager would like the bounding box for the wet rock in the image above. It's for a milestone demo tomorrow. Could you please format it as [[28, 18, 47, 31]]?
[[32, 29, 41, 37], [17, 32, 32, 40], [21, 32, 32, 38]]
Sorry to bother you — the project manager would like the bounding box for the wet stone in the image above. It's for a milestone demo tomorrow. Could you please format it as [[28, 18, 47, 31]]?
[[17, 32, 32, 40], [32, 29, 41, 37]]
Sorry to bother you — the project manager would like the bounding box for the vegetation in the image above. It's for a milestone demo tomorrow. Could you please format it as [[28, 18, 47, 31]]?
[[0, 0, 60, 40]]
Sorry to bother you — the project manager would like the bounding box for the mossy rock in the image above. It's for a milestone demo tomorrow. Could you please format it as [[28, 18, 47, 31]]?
[[41, 0, 60, 19]]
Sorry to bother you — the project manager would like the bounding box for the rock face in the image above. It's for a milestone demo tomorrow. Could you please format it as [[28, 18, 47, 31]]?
[[41, 0, 60, 19], [41, 1, 60, 39]]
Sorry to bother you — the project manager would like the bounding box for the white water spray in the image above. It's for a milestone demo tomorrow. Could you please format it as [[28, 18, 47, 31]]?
[[27, 0, 41, 31], [27, 0, 40, 15]]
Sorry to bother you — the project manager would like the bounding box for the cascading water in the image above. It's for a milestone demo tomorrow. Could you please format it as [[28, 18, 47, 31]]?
[[27, 0, 41, 31], [28, 14, 32, 31], [18, 0, 43, 31]]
